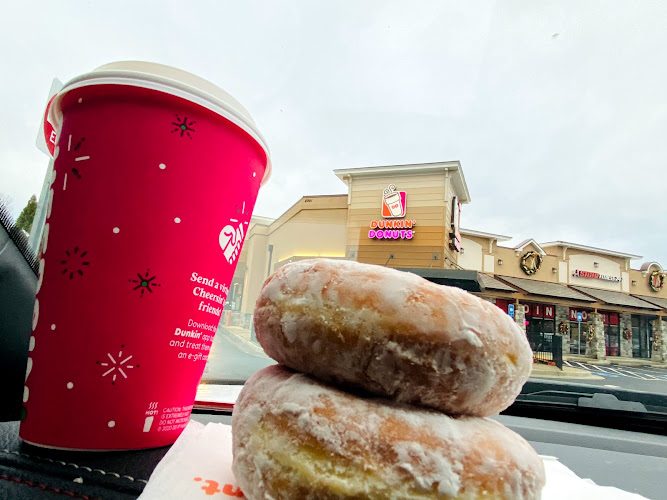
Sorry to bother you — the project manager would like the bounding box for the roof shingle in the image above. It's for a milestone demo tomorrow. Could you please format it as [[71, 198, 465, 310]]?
[[570, 286, 662, 310], [498, 276, 595, 302]]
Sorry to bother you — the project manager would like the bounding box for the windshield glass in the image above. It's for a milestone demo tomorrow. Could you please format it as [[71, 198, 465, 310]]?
[[2, 1, 666, 407]]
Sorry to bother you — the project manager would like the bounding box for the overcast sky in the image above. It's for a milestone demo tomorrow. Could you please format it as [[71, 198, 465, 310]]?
[[2, 1, 666, 266]]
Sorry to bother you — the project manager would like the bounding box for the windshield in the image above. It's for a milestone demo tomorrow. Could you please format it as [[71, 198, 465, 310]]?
[[2, 1, 667, 413]]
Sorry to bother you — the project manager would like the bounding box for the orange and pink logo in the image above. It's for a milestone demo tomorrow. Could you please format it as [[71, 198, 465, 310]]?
[[381, 184, 406, 218]]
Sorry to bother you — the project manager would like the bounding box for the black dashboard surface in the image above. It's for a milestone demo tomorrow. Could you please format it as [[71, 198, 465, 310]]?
[[1, 413, 665, 499]]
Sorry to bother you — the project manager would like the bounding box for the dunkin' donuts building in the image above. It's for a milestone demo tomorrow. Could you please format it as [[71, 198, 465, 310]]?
[[225, 162, 667, 363]]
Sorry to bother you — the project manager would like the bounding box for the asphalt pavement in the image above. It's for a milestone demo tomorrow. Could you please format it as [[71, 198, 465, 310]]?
[[201, 326, 274, 382], [556, 361, 667, 395]]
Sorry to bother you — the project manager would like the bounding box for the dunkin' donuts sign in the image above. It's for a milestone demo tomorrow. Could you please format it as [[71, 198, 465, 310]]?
[[368, 184, 416, 240]]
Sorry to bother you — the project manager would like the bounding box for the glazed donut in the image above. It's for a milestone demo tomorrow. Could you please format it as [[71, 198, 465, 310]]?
[[254, 259, 532, 416], [232, 365, 545, 500]]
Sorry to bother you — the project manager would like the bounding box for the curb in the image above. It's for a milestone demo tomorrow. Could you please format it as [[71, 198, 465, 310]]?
[[530, 365, 605, 381], [565, 356, 667, 368]]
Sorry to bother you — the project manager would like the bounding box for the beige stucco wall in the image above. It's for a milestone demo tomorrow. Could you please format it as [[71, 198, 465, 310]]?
[[239, 196, 348, 314], [492, 245, 560, 282], [567, 253, 623, 291], [240, 227, 270, 314], [269, 208, 348, 266], [628, 267, 667, 299], [459, 236, 483, 271]]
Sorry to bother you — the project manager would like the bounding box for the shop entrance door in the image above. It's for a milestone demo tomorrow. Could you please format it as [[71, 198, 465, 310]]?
[[631, 316, 653, 359], [527, 318, 543, 352]]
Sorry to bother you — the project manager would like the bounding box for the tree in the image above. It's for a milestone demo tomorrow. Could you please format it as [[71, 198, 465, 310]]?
[[15, 195, 37, 233]]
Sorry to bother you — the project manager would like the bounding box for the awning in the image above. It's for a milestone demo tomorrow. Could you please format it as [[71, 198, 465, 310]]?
[[570, 285, 662, 310], [398, 269, 482, 292], [477, 273, 517, 292], [631, 294, 667, 310], [497, 276, 595, 302]]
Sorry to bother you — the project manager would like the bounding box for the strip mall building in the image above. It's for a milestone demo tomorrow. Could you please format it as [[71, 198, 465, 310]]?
[[227, 162, 667, 363]]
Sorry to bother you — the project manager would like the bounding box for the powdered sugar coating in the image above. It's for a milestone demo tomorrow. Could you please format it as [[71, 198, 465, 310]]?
[[254, 259, 533, 416], [232, 366, 545, 500]]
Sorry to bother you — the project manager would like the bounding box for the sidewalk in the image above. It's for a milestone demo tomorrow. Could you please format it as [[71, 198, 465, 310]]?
[[564, 354, 667, 368], [531, 363, 604, 380], [220, 325, 253, 342]]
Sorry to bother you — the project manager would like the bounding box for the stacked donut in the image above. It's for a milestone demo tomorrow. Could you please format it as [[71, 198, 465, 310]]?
[[232, 259, 546, 499]]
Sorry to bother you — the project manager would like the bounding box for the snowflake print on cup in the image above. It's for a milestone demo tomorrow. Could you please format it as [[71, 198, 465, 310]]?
[[171, 114, 196, 139], [59, 134, 91, 187], [97, 344, 139, 385], [129, 269, 161, 298], [60, 246, 90, 280]]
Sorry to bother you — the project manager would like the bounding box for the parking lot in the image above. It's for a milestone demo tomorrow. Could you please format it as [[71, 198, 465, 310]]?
[[563, 361, 667, 381]]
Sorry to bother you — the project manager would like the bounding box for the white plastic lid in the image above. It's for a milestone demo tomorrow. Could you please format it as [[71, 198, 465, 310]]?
[[49, 61, 271, 185]]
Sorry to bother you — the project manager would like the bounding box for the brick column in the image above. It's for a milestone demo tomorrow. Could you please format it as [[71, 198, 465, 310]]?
[[514, 302, 526, 335], [620, 313, 633, 358], [555, 306, 570, 354], [651, 318, 667, 362], [587, 313, 606, 360], [555, 305, 569, 327]]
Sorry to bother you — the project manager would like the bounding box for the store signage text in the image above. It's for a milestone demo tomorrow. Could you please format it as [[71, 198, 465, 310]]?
[[368, 184, 416, 240], [572, 269, 622, 282], [523, 303, 554, 319], [569, 308, 589, 322]]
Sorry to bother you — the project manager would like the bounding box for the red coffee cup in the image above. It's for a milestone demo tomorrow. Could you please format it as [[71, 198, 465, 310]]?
[[20, 62, 271, 450]]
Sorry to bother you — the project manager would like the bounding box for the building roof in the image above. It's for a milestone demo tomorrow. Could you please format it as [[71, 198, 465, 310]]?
[[397, 268, 482, 292], [540, 241, 642, 260], [506, 239, 547, 256], [250, 215, 275, 226], [570, 286, 662, 310], [477, 273, 517, 292], [333, 161, 471, 203], [631, 294, 667, 309], [460, 228, 512, 242], [497, 276, 595, 302], [639, 262, 664, 273]]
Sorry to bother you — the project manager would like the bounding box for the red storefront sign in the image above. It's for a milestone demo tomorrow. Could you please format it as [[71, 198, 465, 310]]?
[[516, 303, 556, 318], [569, 308, 590, 322], [532, 304, 542, 317], [495, 300, 555, 319], [544, 305, 554, 319], [601, 312, 619, 325], [495, 299, 510, 313]]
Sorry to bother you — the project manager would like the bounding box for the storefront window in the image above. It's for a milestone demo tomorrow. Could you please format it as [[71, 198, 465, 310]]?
[[543, 319, 555, 351], [569, 321, 586, 355], [524, 303, 555, 353], [631, 315, 654, 359], [224, 281, 244, 312], [568, 308, 591, 355], [603, 312, 620, 357]]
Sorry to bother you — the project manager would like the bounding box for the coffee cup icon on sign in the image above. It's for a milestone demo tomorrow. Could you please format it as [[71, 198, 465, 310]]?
[[219, 222, 245, 265], [383, 184, 405, 218]]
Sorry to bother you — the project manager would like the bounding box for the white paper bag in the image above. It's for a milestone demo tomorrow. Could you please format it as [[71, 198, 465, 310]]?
[[139, 420, 243, 499], [139, 422, 648, 500]]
